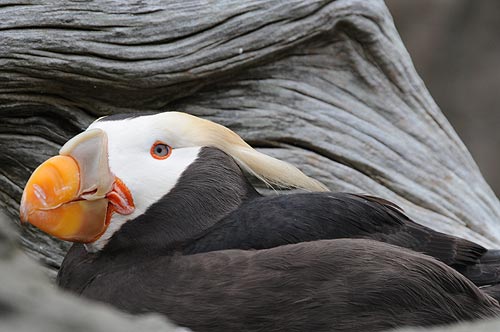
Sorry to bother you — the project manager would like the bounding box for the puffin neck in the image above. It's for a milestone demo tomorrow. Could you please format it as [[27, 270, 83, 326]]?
[[101, 147, 260, 255]]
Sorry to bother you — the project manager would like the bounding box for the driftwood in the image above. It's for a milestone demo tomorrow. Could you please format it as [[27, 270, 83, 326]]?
[[0, 211, 184, 332], [1, 0, 500, 330]]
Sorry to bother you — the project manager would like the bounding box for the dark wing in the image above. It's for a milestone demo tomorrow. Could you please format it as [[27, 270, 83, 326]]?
[[81, 239, 500, 331], [350, 194, 486, 266], [183, 192, 486, 268], [456, 249, 500, 286]]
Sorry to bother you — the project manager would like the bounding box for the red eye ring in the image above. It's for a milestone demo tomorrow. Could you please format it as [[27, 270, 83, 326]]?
[[150, 141, 172, 160]]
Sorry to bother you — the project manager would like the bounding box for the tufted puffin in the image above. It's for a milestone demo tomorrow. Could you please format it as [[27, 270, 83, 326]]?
[[20, 111, 500, 331]]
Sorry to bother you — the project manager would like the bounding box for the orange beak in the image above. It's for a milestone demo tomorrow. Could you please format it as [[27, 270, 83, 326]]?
[[20, 129, 134, 243]]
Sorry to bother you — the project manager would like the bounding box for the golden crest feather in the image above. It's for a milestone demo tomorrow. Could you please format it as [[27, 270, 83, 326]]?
[[158, 112, 329, 192]]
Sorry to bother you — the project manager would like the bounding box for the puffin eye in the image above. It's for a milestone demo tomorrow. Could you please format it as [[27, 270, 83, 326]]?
[[150, 141, 172, 160]]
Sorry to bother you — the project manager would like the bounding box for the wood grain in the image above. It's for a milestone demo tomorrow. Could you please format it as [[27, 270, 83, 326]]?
[[1, 0, 499, 273]]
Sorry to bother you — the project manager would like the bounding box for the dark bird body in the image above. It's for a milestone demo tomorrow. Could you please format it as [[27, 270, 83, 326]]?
[[185, 192, 485, 267], [22, 113, 500, 331], [61, 148, 499, 287], [56, 147, 500, 331], [61, 240, 500, 332], [185, 190, 500, 288]]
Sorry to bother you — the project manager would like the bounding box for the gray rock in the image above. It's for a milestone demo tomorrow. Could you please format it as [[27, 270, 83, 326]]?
[[1, 0, 500, 331], [0, 211, 185, 332], [387, 0, 500, 196]]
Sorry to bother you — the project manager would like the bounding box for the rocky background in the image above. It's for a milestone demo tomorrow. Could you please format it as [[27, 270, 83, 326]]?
[[387, 0, 500, 197], [1, 0, 500, 331], [0, 210, 185, 332]]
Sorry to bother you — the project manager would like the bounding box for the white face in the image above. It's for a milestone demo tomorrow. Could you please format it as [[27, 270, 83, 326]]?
[[85, 114, 201, 252]]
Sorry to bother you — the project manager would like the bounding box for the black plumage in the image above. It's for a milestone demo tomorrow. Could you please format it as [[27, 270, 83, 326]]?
[[62, 148, 499, 286], [60, 240, 500, 332], [184, 192, 485, 267], [57, 147, 500, 331]]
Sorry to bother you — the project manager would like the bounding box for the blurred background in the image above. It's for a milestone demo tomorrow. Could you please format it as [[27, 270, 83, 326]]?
[[386, 0, 500, 197]]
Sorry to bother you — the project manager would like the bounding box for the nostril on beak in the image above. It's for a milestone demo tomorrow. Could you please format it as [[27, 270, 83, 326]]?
[[80, 188, 100, 200]]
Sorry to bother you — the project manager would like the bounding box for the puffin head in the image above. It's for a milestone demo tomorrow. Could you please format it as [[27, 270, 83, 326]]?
[[20, 112, 328, 252]]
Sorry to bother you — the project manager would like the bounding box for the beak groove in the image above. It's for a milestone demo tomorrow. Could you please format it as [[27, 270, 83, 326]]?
[[19, 128, 133, 243], [60, 128, 114, 199]]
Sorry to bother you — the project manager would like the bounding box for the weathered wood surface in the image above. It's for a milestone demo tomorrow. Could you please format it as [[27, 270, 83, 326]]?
[[1, 0, 499, 282], [0, 211, 186, 332], [2, 0, 500, 331]]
